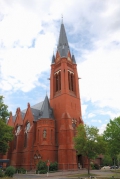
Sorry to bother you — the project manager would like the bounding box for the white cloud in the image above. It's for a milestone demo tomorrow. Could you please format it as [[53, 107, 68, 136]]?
[[99, 123, 107, 134], [81, 104, 87, 117], [88, 113, 96, 118]]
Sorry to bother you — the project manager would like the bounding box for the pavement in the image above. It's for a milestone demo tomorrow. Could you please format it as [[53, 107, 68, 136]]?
[[13, 169, 120, 179]]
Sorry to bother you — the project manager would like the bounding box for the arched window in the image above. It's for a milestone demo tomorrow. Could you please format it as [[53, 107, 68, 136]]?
[[43, 129, 47, 138], [54, 71, 61, 92], [24, 133, 27, 147], [68, 71, 74, 92], [71, 74, 74, 91], [14, 135, 17, 149], [56, 74, 58, 91], [24, 122, 30, 148], [68, 71, 71, 90], [14, 125, 21, 149], [59, 71, 61, 90]]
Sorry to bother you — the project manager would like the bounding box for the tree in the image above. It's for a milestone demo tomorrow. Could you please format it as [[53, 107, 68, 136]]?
[[102, 154, 113, 166], [103, 116, 120, 165], [0, 96, 10, 122], [0, 96, 13, 154], [74, 124, 106, 174]]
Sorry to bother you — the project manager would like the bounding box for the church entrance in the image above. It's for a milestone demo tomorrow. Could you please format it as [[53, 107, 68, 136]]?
[[77, 155, 83, 169]]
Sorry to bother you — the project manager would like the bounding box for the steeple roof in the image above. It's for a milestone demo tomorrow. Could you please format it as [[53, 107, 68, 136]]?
[[39, 95, 54, 119], [72, 54, 76, 64], [51, 54, 55, 64], [57, 23, 70, 57]]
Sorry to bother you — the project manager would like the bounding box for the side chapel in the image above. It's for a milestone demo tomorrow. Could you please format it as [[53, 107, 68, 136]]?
[[3, 22, 87, 170]]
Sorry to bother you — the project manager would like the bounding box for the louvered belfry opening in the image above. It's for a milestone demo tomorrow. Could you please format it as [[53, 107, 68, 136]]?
[[54, 70, 61, 93], [68, 71, 74, 92]]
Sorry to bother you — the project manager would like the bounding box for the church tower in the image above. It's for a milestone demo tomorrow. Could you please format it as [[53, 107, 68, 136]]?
[[50, 22, 83, 170]]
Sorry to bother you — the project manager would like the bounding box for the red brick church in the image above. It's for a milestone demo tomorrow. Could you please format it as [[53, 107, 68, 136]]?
[[4, 22, 86, 170]]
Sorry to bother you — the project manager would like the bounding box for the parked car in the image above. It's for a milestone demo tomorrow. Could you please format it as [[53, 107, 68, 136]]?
[[101, 166, 110, 170], [110, 166, 118, 169]]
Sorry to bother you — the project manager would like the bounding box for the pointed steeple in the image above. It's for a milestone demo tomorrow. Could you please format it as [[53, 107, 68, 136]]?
[[39, 95, 54, 119], [51, 54, 55, 64], [72, 54, 76, 64], [57, 23, 69, 57]]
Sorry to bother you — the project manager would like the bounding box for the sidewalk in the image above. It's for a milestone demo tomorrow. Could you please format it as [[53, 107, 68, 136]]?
[[13, 169, 87, 179], [13, 169, 120, 179]]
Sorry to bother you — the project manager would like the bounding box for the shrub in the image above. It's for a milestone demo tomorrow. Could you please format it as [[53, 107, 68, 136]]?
[[39, 169, 47, 174], [94, 163, 100, 170], [5, 166, 16, 177], [17, 167, 26, 174], [37, 160, 47, 174], [49, 162, 58, 171], [0, 169, 4, 177]]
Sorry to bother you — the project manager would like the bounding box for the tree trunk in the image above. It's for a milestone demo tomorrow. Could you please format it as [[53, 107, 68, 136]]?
[[87, 158, 90, 175]]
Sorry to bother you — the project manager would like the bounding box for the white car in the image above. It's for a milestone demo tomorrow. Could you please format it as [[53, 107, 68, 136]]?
[[101, 166, 110, 170]]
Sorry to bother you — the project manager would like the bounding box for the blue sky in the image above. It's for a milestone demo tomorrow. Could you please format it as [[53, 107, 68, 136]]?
[[0, 0, 120, 133]]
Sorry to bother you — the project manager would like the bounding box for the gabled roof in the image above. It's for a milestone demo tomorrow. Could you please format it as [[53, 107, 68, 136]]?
[[57, 23, 70, 57], [12, 96, 54, 122]]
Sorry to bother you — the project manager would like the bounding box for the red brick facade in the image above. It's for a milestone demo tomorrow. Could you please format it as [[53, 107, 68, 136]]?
[[2, 22, 85, 170]]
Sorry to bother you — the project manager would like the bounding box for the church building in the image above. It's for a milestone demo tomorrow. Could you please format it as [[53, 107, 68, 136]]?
[[5, 22, 85, 170]]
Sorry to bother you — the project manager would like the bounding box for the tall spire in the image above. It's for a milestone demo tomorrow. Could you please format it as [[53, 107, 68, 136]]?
[[57, 22, 69, 57]]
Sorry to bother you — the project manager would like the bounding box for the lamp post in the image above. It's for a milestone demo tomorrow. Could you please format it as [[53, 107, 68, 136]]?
[[38, 154, 41, 161], [34, 154, 41, 169]]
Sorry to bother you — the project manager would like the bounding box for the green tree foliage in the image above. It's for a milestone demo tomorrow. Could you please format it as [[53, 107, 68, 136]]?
[[0, 96, 10, 123], [103, 117, 120, 160], [0, 96, 13, 154], [117, 153, 120, 167], [102, 154, 113, 166], [74, 124, 106, 174]]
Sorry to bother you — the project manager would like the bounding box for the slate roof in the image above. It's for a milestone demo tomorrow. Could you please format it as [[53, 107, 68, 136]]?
[[39, 95, 54, 119], [12, 95, 54, 122], [57, 23, 70, 57], [51, 22, 76, 64], [72, 54, 76, 64], [51, 54, 55, 64]]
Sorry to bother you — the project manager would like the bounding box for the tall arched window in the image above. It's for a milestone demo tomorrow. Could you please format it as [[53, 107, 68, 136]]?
[[56, 74, 58, 91], [14, 125, 21, 149], [68, 71, 74, 92], [24, 133, 27, 147], [54, 71, 61, 92], [24, 122, 30, 148], [71, 74, 74, 91], [14, 135, 17, 149]]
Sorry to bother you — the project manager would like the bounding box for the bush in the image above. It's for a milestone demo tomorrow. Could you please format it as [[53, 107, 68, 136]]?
[[17, 167, 26, 174], [94, 163, 100, 170], [0, 169, 4, 177], [39, 169, 47, 174], [5, 166, 16, 177], [90, 162, 95, 169], [37, 160, 47, 174], [49, 162, 58, 171], [37, 160, 58, 174]]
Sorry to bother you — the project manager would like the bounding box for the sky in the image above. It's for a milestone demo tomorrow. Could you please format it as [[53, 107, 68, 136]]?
[[0, 0, 120, 134]]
